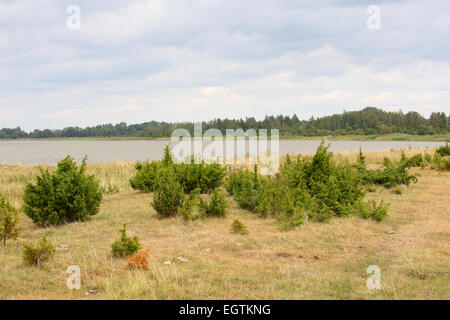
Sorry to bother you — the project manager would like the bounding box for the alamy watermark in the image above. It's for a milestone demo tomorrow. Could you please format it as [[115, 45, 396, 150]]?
[[367, 5, 381, 30], [170, 123, 280, 175], [366, 265, 381, 290], [66, 5, 81, 30], [66, 265, 81, 290]]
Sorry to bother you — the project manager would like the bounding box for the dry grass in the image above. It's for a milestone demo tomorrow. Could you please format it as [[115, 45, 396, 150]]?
[[0, 148, 448, 299]]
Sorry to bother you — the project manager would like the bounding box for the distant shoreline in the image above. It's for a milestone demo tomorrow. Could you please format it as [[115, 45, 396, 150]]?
[[0, 133, 449, 142]]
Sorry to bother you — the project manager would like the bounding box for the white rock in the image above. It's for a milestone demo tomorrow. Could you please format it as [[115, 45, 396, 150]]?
[[177, 256, 189, 262]]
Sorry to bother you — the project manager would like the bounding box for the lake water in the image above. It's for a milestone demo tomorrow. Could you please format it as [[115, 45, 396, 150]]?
[[0, 140, 446, 165]]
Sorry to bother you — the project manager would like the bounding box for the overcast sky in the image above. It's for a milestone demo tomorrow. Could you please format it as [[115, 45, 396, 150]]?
[[1, 0, 449, 131]]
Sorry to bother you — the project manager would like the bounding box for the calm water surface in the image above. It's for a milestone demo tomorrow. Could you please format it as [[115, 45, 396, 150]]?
[[0, 140, 445, 165]]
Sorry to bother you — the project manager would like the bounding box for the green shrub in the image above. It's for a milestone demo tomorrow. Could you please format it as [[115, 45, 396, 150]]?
[[352, 200, 389, 222], [130, 160, 163, 192], [225, 169, 254, 196], [228, 165, 273, 216], [435, 143, 450, 157], [22, 235, 55, 268], [23, 156, 102, 226], [360, 166, 417, 188], [130, 146, 226, 194], [382, 157, 393, 168], [431, 145, 450, 171], [0, 196, 19, 246], [402, 153, 427, 168], [431, 153, 450, 171], [275, 191, 306, 230], [180, 188, 201, 221], [162, 145, 174, 166], [176, 159, 226, 193], [152, 168, 184, 217], [282, 143, 364, 217], [111, 224, 141, 258], [199, 188, 227, 217], [230, 219, 249, 234], [357, 151, 417, 188], [230, 142, 390, 229]]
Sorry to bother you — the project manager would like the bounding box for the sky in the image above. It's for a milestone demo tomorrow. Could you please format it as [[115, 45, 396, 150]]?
[[1, 0, 449, 131]]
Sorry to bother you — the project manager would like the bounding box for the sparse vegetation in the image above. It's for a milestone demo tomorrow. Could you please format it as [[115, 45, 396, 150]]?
[[0, 196, 19, 246], [227, 142, 389, 229], [0, 147, 448, 299], [435, 143, 450, 157], [180, 188, 201, 221], [230, 219, 249, 235], [22, 235, 55, 269], [430, 143, 450, 171], [111, 224, 142, 258], [199, 188, 228, 217]]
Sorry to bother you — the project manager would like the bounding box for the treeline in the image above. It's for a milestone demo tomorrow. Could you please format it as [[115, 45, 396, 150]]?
[[1, 107, 449, 139]]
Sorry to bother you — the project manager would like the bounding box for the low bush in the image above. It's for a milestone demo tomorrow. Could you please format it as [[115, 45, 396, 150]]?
[[126, 249, 150, 270], [180, 188, 201, 221], [130, 160, 163, 192], [111, 224, 141, 258], [359, 166, 417, 188], [431, 153, 450, 171], [229, 142, 390, 229], [226, 165, 275, 217], [280, 143, 364, 217], [357, 151, 418, 188], [176, 160, 226, 194], [0, 196, 19, 246], [22, 235, 55, 269], [353, 200, 389, 222], [430, 144, 450, 171], [152, 168, 184, 217], [199, 188, 228, 217], [130, 146, 226, 194], [274, 192, 307, 230], [402, 152, 428, 168], [435, 143, 450, 157], [23, 156, 102, 226], [230, 219, 249, 234], [225, 169, 254, 196]]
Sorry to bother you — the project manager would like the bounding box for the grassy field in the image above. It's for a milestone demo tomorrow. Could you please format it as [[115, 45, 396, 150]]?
[[0, 148, 448, 299]]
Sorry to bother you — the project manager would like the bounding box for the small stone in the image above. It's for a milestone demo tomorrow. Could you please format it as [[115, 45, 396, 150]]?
[[387, 231, 396, 234], [163, 261, 172, 265], [235, 242, 243, 246], [56, 244, 69, 251], [205, 248, 211, 252], [177, 256, 189, 262]]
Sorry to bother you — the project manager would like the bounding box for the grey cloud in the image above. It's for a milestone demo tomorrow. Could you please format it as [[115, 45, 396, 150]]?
[[0, 0, 449, 130]]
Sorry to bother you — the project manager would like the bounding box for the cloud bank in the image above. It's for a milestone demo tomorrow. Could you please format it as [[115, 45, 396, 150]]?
[[1, 0, 449, 130]]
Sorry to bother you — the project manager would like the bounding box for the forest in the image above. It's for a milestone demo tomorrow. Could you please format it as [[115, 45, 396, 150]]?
[[1, 107, 448, 139]]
